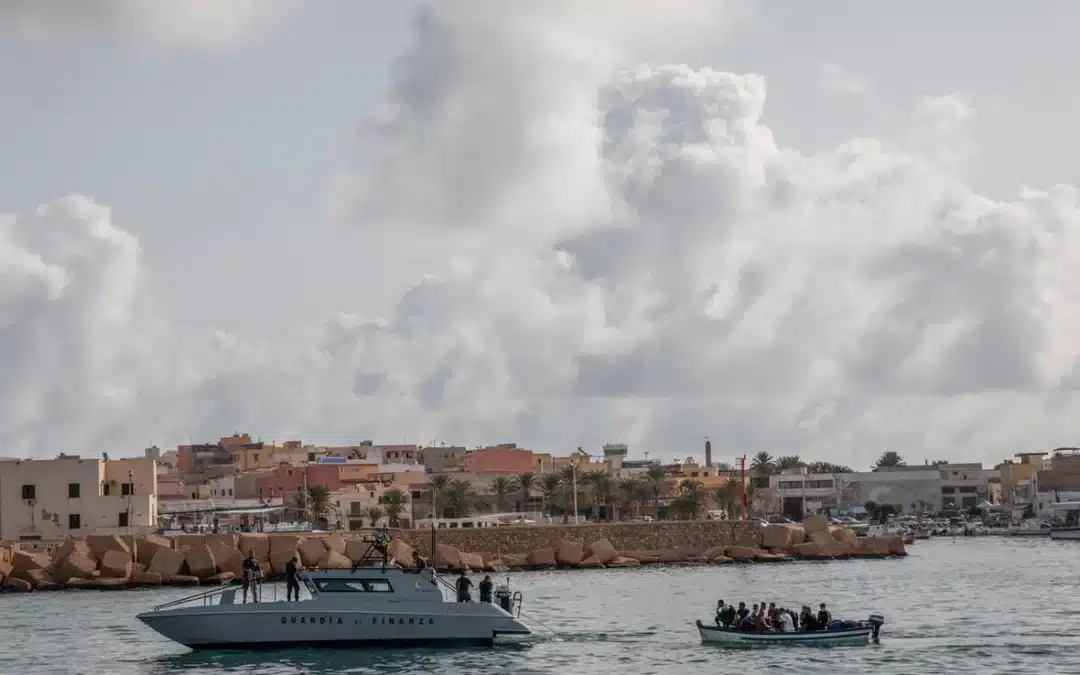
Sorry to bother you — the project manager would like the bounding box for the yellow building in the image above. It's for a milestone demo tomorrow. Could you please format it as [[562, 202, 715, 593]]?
[[664, 459, 731, 490], [0, 454, 158, 541]]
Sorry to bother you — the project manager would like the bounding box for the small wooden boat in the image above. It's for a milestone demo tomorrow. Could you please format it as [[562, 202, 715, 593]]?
[[696, 614, 884, 647]]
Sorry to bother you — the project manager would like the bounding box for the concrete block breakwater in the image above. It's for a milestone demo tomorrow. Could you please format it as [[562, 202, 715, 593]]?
[[0, 518, 906, 593]]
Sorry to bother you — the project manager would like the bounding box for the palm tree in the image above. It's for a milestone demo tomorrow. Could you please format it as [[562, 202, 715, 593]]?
[[775, 455, 805, 471], [306, 484, 331, 518], [874, 451, 905, 470], [540, 473, 562, 517], [644, 464, 669, 518], [380, 489, 408, 527], [365, 506, 385, 527], [807, 461, 855, 474], [591, 472, 616, 521], [516, 472, 535, 512], [710, 481, 742, 519], [557, 465, 580, 520], [489, 476, 515, 512], [673, 479, 704, 519], [617, 477, 642, 520], [750, 451, 776, 489], [428, 474, 454, 518], [443, 478, 473, 517]]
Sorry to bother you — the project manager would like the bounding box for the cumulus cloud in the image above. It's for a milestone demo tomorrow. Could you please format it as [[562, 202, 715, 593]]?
[[4, 1, 1080, 468], [0, 0, 296, 50]]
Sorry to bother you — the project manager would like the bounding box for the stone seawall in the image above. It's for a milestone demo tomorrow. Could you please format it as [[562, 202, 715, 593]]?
[[395, 520, 763, 557], [0, 518, 906, 593]]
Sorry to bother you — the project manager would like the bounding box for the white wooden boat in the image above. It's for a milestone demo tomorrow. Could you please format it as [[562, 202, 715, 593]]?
[[1006, 521, 1050, 537], [1045, 502, 1080, 541], [696, 615, 884, 647]]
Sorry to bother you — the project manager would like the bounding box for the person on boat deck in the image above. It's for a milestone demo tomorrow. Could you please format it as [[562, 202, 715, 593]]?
[[411, 551, 427, 571], [799, 606, 818, 631], [739, 604, 758, 631], [479, 574, 494, 603], [716, 600, 736, 628], [285, 555, 301, 602], [733, 602, 749, 628], [817, 603, 832, 628], [455, 570, 473, 602], [777, 607, 795, 632], [786, 607, 800, 630], [754, 604, 769, 631], [241, 551, 261, 603]]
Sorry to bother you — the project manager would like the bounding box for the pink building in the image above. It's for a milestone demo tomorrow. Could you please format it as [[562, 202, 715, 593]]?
[[463, 445, 535, 476], [254, 462, 343, 500]]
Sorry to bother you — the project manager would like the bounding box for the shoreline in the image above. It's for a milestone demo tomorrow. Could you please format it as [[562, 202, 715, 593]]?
[[0, 519, 907, 594]]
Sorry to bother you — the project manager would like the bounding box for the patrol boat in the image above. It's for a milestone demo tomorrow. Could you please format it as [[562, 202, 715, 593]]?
[[136, 564, 532, 650]]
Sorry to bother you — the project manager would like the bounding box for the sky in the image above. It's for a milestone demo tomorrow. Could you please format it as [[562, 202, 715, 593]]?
[[2, 0, 1080, 469]]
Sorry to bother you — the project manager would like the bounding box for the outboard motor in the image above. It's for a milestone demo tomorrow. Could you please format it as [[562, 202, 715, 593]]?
[[494, 583, 513, 613], [867, 614, 885, 643], [493, 577, 522, 616]]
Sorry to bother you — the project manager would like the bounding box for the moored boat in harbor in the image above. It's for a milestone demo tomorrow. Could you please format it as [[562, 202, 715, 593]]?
[[1046, 502, 1080, 541]]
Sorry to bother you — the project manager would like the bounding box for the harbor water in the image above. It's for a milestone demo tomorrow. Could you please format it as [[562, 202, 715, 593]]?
[[2, 537, 1077, 675]]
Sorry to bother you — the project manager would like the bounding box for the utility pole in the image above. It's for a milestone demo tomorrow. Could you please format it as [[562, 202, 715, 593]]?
[[571, 454, 579, 524], [737, 455, 748, 520]]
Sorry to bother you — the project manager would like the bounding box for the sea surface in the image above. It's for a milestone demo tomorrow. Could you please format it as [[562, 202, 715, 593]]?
[[2, 536, 1077, 675]]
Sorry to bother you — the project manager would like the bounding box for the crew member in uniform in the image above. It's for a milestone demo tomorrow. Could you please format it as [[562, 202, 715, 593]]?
[[478, 574, 494, 603], [455, 570, 473, 602], [241, 551, 261, 603], [411, 551, 427, 571], [374, 528, 391, 568], [285, 555, 302, 602]]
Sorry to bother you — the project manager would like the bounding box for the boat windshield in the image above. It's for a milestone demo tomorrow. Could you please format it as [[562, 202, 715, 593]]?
[[309, 577, 395, 594]]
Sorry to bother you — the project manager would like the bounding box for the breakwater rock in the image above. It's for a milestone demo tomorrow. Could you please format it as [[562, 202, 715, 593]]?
[[0, 518, 905, 593]]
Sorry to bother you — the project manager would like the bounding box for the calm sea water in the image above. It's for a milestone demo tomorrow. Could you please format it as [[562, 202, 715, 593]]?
[[2, 537, 1077, 675]]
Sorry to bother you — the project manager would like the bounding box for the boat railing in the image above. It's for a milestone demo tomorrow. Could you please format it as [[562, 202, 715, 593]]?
[[152, 579, 285, 612]]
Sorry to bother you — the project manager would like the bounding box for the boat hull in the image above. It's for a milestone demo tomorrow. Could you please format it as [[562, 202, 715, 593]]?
[[696, 621, 874, 647], [137, 604, 531, 650], [1049, 527, 1080, 541]]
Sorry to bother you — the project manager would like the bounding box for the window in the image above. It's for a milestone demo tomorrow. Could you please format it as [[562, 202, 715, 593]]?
[[807, 480, 834, 489], [121, 482, 133, 496], [21, 484, 36, 500], [103, 483, 111, 496], [118, 512, 129, 527], [778, 481, 804, 490], [68, 514, 81, 529], [314, 578, 394, 593], [68, 483, 81, 499]]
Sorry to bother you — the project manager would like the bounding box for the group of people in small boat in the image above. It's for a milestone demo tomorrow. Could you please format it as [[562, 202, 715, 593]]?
[[714, 599, 836, 632]]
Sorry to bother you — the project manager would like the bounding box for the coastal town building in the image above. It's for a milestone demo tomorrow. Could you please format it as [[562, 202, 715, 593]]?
[[463, 445, 535, 475], [0, 454, 158, 540], [420, 444, 468, 472], [936, 462, 1000, 510], [329, 483, 415, 530]]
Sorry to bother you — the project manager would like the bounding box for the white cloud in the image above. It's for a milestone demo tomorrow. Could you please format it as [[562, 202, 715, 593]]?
[[4, 1, 1080, 469], [0, 0, 296, 50], [817, 62, 869, 95]]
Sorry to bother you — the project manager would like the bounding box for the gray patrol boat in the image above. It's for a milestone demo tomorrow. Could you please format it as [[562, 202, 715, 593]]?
[[136, 563, 532, 649]]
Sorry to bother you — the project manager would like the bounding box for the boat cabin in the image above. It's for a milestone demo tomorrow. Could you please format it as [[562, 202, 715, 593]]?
[[299, 566, 445, 601]]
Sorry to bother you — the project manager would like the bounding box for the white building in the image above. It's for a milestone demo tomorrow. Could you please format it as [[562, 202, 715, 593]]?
[[0, 454, 158, 541], [329, 483, 413, 531], [936, 462, 1000, 510]]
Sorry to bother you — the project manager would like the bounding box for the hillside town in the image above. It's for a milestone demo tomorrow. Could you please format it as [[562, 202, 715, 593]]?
[[2, 434, 1079, 542]]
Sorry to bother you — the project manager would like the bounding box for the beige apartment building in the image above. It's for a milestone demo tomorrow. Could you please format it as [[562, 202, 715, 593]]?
[[0, 454, 158, 541]]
